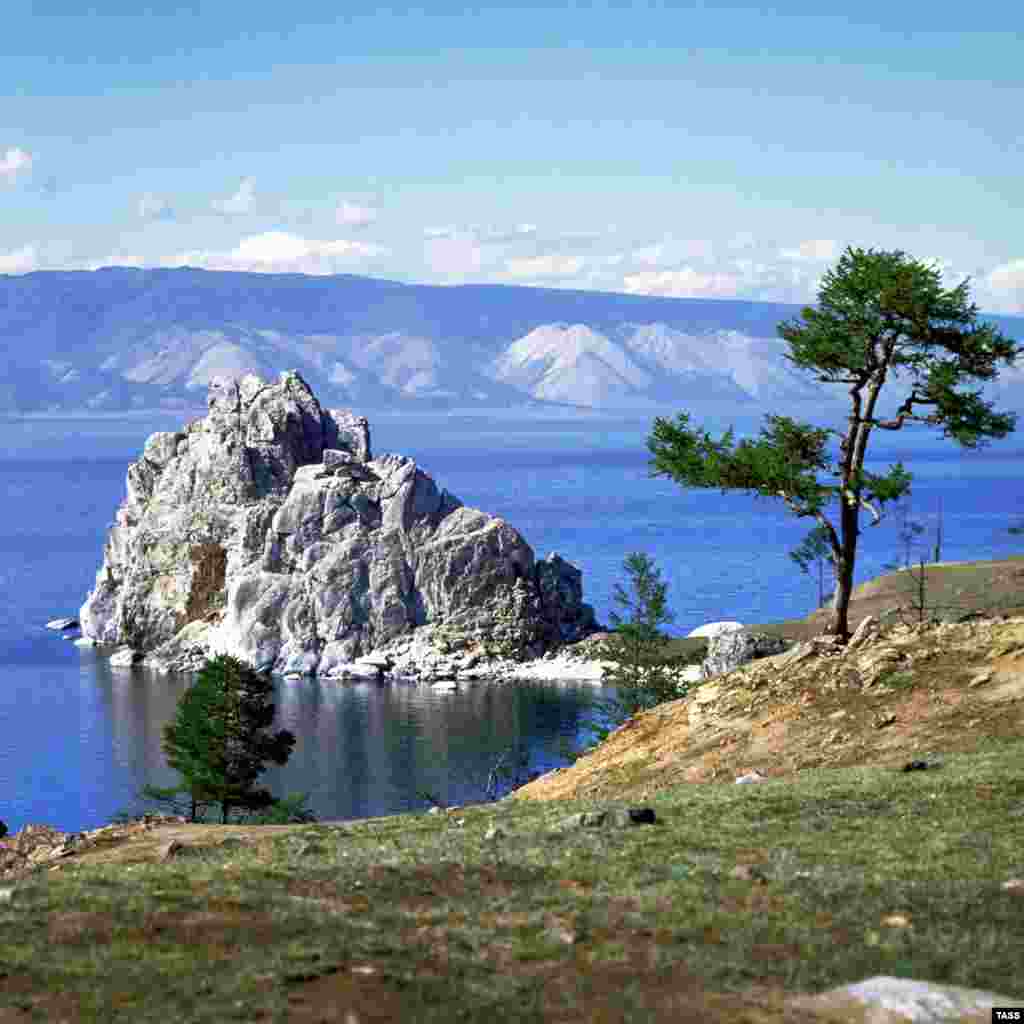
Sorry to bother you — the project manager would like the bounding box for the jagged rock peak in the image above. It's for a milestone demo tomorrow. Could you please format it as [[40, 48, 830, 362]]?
[[79, 371, 598, 678]]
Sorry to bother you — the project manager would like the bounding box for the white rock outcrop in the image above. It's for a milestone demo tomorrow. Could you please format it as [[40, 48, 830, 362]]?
[[791, 975, 1021, 1023], [79, 371, 600, 677]]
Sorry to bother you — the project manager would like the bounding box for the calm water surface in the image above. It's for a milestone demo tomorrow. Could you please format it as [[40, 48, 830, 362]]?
[[3, 411, 1023, 834]]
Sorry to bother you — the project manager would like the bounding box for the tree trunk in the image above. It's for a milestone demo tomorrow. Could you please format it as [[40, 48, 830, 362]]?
[[826, 556, 854, 641], [823, 497, 860, 641]]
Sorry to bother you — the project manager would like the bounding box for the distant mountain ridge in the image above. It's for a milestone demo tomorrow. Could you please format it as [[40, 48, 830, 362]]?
[[2, 266, 1022, 418]]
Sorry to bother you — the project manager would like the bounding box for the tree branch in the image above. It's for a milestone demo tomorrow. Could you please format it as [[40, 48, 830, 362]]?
[[872, 412, 942, 430], [840, 486, 882, 525], [860, 494, 882, 525], [870, 386, 944, 430]]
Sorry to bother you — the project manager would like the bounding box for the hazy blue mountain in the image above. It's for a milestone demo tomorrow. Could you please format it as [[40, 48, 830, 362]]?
[[2, 266, 1022, 420]]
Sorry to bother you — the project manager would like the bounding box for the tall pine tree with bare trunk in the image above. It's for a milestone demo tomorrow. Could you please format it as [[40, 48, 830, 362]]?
[[647, 247, 1021, 642]]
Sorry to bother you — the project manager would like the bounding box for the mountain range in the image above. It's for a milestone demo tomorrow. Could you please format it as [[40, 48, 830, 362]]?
[[2, 267, 1022, 420]]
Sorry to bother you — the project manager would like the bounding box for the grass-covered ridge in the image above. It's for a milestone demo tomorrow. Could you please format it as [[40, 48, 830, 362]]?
[[4, 555, 1024, 1021], [2, 737, 1022, 1021]]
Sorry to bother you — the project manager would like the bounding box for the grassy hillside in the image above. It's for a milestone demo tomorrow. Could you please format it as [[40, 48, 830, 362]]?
[[2, 557, 1023, 1022]]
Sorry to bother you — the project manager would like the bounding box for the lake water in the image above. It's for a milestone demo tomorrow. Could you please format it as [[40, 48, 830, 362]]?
[[3, 409, 1024, 835]]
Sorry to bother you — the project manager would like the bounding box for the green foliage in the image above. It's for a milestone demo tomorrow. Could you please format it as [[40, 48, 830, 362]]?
[[648, 411, 913, 526], [600, 552, 686, 715], [648, 246, 1021, 640], [161, 654, 296, 824], [778, 248, 1020, 450], [557, 553, 693, 762], [648, 413, 838, 516]]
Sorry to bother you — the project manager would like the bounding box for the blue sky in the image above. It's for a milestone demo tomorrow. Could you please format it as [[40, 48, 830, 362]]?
[[3, 1, 1023, 310]]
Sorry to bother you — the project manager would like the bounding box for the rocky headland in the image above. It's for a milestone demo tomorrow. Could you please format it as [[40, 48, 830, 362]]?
[[78, 371, 602, 680]]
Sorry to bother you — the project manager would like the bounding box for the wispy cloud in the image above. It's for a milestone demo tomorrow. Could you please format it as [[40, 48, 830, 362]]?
[[212, 177, 256, 215], [172, 231, 388, 275], [0, 147, 33, 185], [605, 236, 849, 301], [137, 194, 174, 221], [980, 258, 1024, 314], [623, 266, 743, 299], [335, 200, 377, 228]]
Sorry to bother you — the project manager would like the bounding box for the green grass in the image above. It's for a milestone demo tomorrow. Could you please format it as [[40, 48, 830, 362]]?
[[3, 736, 1023, 1021]]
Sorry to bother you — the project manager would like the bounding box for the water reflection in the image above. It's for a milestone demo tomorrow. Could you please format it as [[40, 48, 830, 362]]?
[[80, 661, 614, 830]]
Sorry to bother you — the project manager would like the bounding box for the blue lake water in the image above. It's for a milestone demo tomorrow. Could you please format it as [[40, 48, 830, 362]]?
[[3, 411, 1023, 835]]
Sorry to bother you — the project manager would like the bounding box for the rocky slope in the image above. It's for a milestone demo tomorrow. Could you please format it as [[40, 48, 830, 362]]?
[[510, 611, 1024, 803], [78, 370, 600, 677]]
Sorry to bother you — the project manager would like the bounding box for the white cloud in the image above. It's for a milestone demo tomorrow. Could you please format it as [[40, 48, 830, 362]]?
[[423, 225, 458, 239], [980, 259, 1024, 314], [0, 244, 39, 273], [335, 200, 377, 228], [623, 266, 743, 299], [212, 178, 255, 215], [504, 253, 583, 280], [0, 147, 33, 185], [137, 194, 173, 220], [780, 239, 839, 263], [173, 231, 388, 275]]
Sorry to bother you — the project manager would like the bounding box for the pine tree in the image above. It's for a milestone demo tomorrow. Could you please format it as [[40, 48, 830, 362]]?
[[648, 247, 1020, 642], [161, 654, 296, 824], [600, 552, 686, 718]]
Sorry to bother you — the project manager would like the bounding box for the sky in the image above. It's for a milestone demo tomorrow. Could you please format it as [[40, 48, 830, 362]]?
[[3, 1, 1023, 311]]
